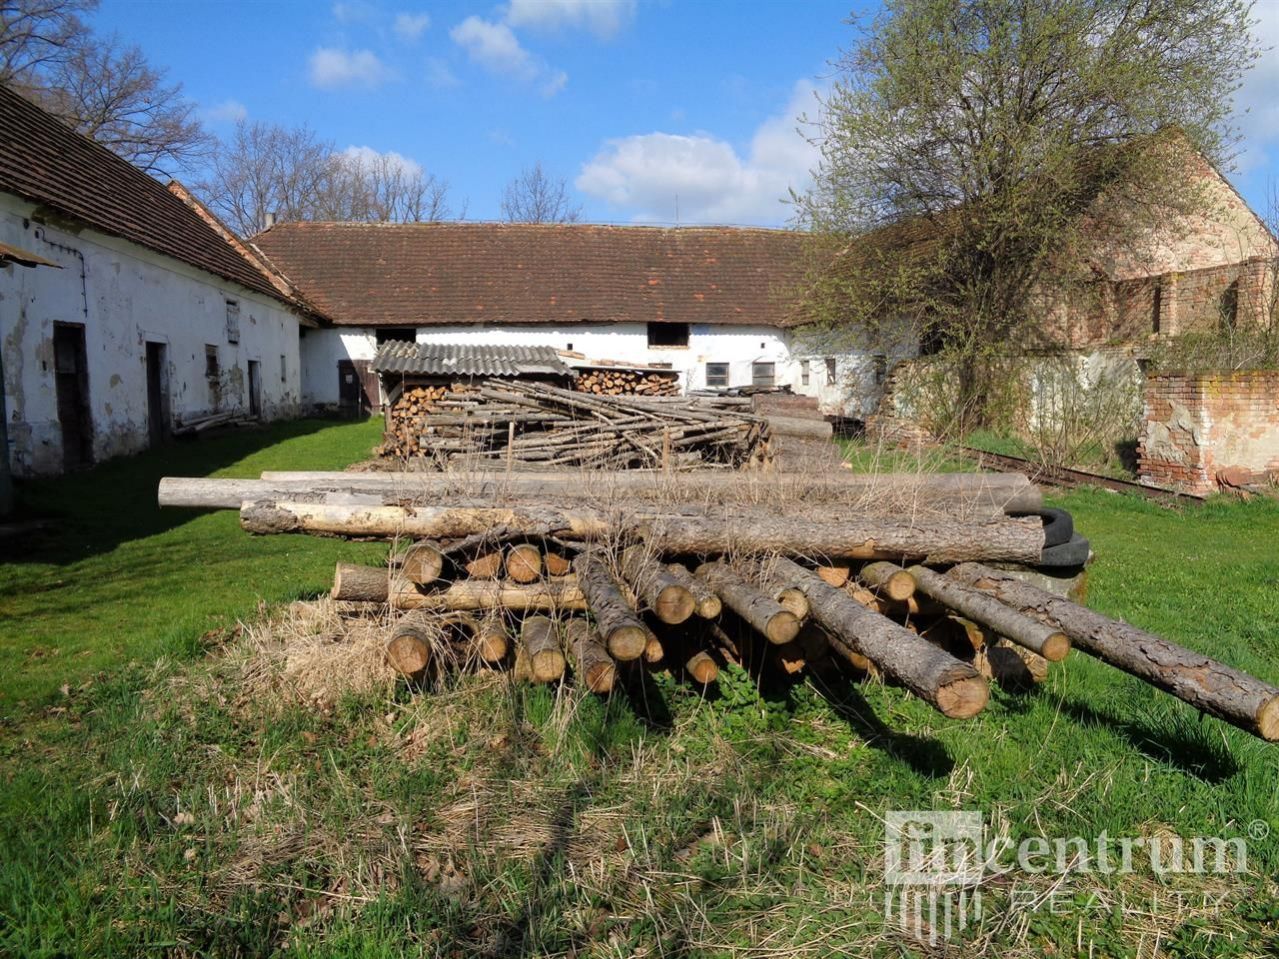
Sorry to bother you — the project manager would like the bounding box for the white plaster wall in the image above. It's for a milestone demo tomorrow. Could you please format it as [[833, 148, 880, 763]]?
[[0, 193, 303, 476], [299, 322, 794, 406], [788, 352, 889, 419]]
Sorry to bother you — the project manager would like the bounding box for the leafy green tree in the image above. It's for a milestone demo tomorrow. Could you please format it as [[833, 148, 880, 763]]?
[[798, 0, 1260, 431]]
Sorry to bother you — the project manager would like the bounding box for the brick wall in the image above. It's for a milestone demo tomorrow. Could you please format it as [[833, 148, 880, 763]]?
[[1138, 370, 1279, 493]]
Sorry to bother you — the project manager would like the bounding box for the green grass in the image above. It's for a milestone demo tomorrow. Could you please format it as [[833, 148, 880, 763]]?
[[0, 417, 385, 714], [2, 431, 1278, 957]]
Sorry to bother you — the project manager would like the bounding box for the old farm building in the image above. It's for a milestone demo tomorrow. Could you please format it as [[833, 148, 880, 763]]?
[[0, 85, 316, 477]]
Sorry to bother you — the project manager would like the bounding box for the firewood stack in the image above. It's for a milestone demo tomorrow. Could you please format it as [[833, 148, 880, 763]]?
[[573, 368, 680, 396], [378, 378, 768, 469], [156, 471, 1279, 744]]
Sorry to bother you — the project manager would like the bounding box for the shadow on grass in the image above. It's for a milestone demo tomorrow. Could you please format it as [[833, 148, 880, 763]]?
[[4, 417, 355, 566], [1059, 697, 1240, 782], [809, 669, 955, 779]]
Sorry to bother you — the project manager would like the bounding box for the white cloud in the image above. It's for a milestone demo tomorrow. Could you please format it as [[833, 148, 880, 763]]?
[[204, 98, 247, 124], [505, 0, 636, 39], [332, 1, 375, 24], [394, 11, 431, 41], [449, 15, 566, 96], [576, 81, 821, 225], [425, 56, 459, 89], [308, 47, 391, 89], [341, 145, 423, 177]]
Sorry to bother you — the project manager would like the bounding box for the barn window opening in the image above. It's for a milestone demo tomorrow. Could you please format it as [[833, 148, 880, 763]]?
[[825, 357, 837, 384], [1219, 279, 1240, 330], [1152, 283, 1162, 334], [872, 354, 888, 385], [280, 354, 287, 382], [565, 342, 573, 351], [647, 322, 689, 348], [752, 361, 776, 387], [376, 328, 416, 344], [800, 360, 810, 386], [705, 362, 729, 388], [205, 345, 219, 378], [225, 300, 240, 344]]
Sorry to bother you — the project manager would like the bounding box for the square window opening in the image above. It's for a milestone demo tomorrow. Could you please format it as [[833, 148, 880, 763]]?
[[648, 322, 689, 348]]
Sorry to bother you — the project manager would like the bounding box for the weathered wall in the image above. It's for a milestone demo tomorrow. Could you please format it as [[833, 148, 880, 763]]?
[[299, 322, 795, 408], [0, 193, 303, 476], [1138, 370, 1279, 493]]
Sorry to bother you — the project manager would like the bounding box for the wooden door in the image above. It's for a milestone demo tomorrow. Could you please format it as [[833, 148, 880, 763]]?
[[53, 323, 92, 469]]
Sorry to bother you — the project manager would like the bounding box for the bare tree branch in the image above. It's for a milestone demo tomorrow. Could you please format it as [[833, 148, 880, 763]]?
[[500, 162, 582, 223]]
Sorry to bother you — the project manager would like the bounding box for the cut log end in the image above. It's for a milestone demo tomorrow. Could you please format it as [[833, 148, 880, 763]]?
[[387, 631, 431, 677], [765, 610, 801, 646], [695, 594, 723, 619], [685, 650, 719, 684], [815, 564, 851, 588], [401, 543, 444, 585], [607, 624, 649, 662], [1257, 697, 1279, 742], [543, 551, 573, 577], [934, 674, 990, 719], [654, 584, 696, 625], [506, 544, 544, 584], [465, 551, 504, 579], [1041, 631, 1071, 663]]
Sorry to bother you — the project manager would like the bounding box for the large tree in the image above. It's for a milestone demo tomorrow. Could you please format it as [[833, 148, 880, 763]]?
[[1, 0, 210, 176], [199, 119, 457, 236], [798, 0, 1260, 430], [500, 162, 582, 223]]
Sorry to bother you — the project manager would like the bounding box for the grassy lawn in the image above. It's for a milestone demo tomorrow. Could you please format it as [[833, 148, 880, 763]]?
[[0, 417, 385, 714], [1, 429, 1278, 957]]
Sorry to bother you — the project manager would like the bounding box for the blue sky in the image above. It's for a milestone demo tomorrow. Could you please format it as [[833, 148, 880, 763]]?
[[91, 0, 1279, 228]]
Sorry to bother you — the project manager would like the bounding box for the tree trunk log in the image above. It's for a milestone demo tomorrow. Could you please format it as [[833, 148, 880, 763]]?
[[565, 618, 616, 693], [332, 563, 390, 602], [394, 579, 585, 611], [519, 615, 566, 683], [571, 553, 649, 662], [664, 562, 722, 619], [505, 544, 543, 584], [903, 564, 1069, 661], [684, 649, 719, 684], [949, 563, 1279, 741], [619, 546, 696, 624], [694, 562, 801, 645], [639, 515, 1045, 564], [763, 415, 834, 440], [476, 617, 510, 663], [387, 619, 434, 677], [858, 561, 916, 602], [774, 558, 988, 719], [164, 470, 1041, 514], [241, 500, 609, 540], [399, 542, 445, 585]]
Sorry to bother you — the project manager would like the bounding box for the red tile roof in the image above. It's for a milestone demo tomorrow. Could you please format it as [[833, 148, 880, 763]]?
[[252, 221, 807, 327], [0, 84, 293, 306]]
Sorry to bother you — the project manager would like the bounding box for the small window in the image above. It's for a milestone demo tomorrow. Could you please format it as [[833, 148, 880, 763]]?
[[872, 354, 887, 385], [376, 328, 415, 344], [280, 353, 287, 382], [225, 300, 240, 344], [800, 360, 810, 386], [752, 361, 775, 387], [1152, 284, 1162, 334], [647, 322, 689, 348], [825, 357, 837, 385], [565, 342, 573, 351], [205, 344, 219, 378], [1219, 279, 1240, 330], [705, 362, 729, 388]]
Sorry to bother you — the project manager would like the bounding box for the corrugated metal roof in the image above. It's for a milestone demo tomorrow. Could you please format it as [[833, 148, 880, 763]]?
[[371, 342, 572, 378]]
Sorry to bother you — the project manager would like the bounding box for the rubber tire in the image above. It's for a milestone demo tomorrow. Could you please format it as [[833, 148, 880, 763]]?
[[1038, 532, 1091, 568], [1010, 508, 1074, 548]]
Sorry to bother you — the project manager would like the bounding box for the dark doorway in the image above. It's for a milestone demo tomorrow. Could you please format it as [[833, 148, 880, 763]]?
[[248, 359, 262, 418], [145, 341, 170, 447], [53, 322, 92, 469], [338, 359, 377, 417]]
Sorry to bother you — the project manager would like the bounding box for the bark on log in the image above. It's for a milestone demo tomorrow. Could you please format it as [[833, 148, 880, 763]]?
[[639, 515, 1045, 564], [333, 563, 391, 602], [241, 500, 609, 540], [476, 617, 510, 663], [565, 619, 616, 693], [664, 562, 722, 619], [976, 641, 1049, 687], [949, 563, 1279, 741], [164, 470, 1041, 513], [774, 557, 988, 719], [387, 619, 433, 677], [694, 562, 801, 645], [571, 553, 649, 662], [858, 561, 916, 602], [763, 415, 834, 440], [399, 542, 445, 585], [393, 579, 585, 612], [505, 544, 543, 584], [619, 546, 696, 625], [519, 615, 566, 683], [903, 564, 1069, 661]]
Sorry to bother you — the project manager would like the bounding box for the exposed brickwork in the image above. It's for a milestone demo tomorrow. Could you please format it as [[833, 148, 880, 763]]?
[[1138, 370, 1279, 493]]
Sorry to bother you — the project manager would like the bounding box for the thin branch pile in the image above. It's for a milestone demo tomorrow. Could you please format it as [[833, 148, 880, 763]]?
[[378, 379, 768, 468]]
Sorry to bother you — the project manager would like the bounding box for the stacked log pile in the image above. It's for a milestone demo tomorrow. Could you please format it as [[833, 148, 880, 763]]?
[[159, 472, 1279, 742], [379, 378, 767, 469], [573, 367, 680, 396]]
